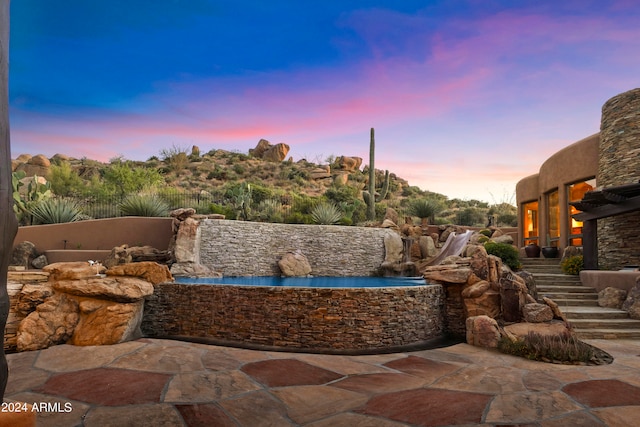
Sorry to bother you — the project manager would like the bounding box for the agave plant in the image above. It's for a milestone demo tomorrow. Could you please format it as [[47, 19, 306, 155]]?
[[119, 193, 170, 217], [29, 197, 87, 224], [311, 202, 343, 225]]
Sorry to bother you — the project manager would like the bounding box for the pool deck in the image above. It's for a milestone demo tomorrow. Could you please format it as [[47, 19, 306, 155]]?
[[4, 338, 640, 426]]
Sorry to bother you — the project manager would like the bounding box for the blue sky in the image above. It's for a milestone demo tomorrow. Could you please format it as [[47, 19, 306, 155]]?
[[8, 1, 640, 202]]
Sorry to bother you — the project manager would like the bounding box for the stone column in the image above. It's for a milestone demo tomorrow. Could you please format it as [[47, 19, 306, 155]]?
[[597, 88, 640, 269]]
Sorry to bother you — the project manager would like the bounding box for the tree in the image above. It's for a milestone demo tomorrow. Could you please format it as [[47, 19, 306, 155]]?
[[0, 0, 16, 400]]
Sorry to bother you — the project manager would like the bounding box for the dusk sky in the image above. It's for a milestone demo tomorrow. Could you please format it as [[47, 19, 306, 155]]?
[[8, 1, 640, 202]]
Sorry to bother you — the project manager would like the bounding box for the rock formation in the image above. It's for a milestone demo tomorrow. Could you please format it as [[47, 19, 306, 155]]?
[[249, 139, 290, 162], [15, 261, 160, 351], [278, 251, 312, 276]]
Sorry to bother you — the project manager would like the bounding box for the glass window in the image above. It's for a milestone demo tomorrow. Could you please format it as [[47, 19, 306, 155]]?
[[568, 178, 596, 246], [547, 190, 559, 247], [522, 201, 538, 245]]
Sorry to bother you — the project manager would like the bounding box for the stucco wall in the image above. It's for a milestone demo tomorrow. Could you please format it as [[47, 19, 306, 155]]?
[[142, 282, 445, 353], [516, 134, 599, 249], [199, 220, 395, 276], [13, 217, 174, 252]]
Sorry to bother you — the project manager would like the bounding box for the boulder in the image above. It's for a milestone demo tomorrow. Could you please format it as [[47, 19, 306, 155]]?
[[103, 245, 132, 268], [492, 234, 514, 245], [333, 172, 349, 186], [263, 143, 290, 162], [523, 303, 554, 323], [53, 276, 154, 302], [466, 315, 501, 348], [43, 261, 106, 280], [542, 297, 568, 322], [622, 278, 640, 319], [462, 280, 491, 299], [173, 217, 201, 263], [310, 168, 331, 179], [29, 154, 51, 167], [561, 246, 583, 261], [503, 321, 572, 340], [16, 283, 53, 315], [70, 299, 144, 346], [515, 270, 538, 301], [418, 236, 437, 258], [248, 139, 271, 158], [10, 241, 37, 267], [170, 262, 219, 278], [499, 271, 528, 322], [598, 287, 627, 309], [336, 156, 363, 171], [383, 208, 399, 225], [278, 251, 312, 277], [468, 245, 489, 280], [106, 261, 173, 285], [170, 207, 197, 221], [17, 293, 79, 351], [383, 233, 403, 264], [31, 254, 48, 269], [463, 289, 501, 318], [423, 266, 472, 284], [380, 219, 398, 229]]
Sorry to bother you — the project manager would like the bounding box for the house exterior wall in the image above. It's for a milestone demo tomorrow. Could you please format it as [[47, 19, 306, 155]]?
[[516, 134, 599, 252]]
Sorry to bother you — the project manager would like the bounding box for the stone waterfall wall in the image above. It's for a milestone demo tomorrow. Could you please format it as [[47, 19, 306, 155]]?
[[198, 219, 397, 276], [597, 88, 640, 269]]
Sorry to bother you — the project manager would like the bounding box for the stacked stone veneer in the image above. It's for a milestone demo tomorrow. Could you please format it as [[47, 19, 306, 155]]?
[[597, 88, 640, 269], [199, 219, 395, 276], [142, 283, 444, 353]]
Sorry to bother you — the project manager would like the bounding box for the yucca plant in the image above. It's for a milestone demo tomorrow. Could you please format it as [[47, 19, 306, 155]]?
[[311, 202, 343, 225], [408, 198, 443, 225], [119, 193, 170, 217], [29, 198, 87, 224]]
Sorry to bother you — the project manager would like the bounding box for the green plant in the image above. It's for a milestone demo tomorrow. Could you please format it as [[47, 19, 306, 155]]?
[[231, 183, 252, 220], [484, 241, 521, 270], [48, 162, 87, 196], [479, 229, 492, 237], [255, 199, 283, 222], [12, 171, 53, 225], [101, 160, 164, 197], [561, 255, 584, 275], [119, 194, 170, 217], [362, 128, 390, 221], [29, 198, 87, 224], [497, 331, 596, 364], [408, 199, 443, 225], [311, 202, 343, 225], [159, 144, 189, 172]]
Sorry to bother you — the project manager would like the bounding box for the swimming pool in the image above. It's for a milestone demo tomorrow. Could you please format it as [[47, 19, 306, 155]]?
[[174, 276, 427, 288]]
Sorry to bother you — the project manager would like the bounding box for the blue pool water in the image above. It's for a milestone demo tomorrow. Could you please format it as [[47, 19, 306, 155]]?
[[174, 276, 427, 288]]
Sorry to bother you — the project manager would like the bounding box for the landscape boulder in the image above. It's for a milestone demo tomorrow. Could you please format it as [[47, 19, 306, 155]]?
[[523, 303, 554, 323], [10, 241, 37, 267], [335, 156, 363, 171], [43, 261, 105, 281], [598, 287, 627, 309], [17, 293, 79, 351], [250, 139, 290, 162], [466, 315, 501, 348], [106, 261, 173, 285], [278, 251, 312, 277], [622, 278, 640, 319]]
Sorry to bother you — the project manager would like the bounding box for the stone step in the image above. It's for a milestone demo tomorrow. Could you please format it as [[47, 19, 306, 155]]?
[[550, 299, 601, 307], [569, 318, 640, 329], [562, 306, 630, 319], [537, 285, 597, 293], [540, 292, 598, 300], [573, 329, 640, 340]]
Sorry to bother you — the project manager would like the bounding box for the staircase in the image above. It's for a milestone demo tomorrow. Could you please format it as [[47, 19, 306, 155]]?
[[520, 258, 640, 339]]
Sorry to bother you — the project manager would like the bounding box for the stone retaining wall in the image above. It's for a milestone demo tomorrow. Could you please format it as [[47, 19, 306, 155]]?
[[142, 282, 445, 353], [199, 220, 395, 276]]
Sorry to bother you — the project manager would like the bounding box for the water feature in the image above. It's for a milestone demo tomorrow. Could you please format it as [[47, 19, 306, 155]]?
[[175, 276, 427, 287]]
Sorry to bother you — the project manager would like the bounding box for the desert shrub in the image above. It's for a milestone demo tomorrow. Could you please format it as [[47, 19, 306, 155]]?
[[324, 184, 359, 205], [498, 213, 518, 227], [119, 194, 170, 217], [48, 163, 87, 197], [561, 255, 584, 275], [255, 199, 284, 222], [477, 235, 490, 244], [232, 163, 246, 175], [498, 331, 595, 364], [159, 144, 189, 172], [484, 241, 521, 270], [102, 160, 164, 197], [455, 207, 485, 226], [284, 212, 312, 224], [209, 203, 236, 219], [311, 202, 343, 225], [408, 199, 443, 224], [30, 198, 87, 224], [479, 229, 492, 237]]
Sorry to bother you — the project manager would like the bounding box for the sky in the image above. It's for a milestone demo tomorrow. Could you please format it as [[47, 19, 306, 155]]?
[[8, 0, 640, 203]]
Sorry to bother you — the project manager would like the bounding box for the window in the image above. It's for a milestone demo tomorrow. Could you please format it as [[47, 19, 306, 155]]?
[[567, 178, 596, 246], [522, 201, 539, 245], [547, 190, 559, 247]]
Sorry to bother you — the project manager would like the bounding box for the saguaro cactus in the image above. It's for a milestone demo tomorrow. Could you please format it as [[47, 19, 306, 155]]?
[[363, 128, 390, 221]]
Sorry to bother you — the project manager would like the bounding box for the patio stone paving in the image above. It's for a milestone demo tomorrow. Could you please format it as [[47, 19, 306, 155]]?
[[3, 338, 640, 426]]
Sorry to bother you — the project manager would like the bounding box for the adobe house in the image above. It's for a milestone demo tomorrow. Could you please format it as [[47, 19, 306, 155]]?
[[516, 88, 640, 270]]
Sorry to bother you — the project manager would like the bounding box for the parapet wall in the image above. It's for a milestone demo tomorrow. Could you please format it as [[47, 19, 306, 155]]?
[[198, 220, 396, 276]]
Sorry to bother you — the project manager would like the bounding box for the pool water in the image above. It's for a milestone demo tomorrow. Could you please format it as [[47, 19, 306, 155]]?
[[175, 276, 427, 288]]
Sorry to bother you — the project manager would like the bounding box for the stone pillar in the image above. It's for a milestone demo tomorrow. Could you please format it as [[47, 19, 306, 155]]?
[[597, 88, 640, 269]]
